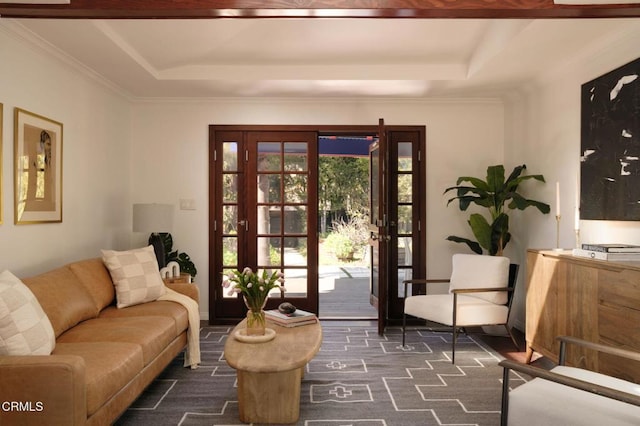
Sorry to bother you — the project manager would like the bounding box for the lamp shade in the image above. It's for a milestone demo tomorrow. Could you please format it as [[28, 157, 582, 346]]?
[[132, 203, 174, 234]]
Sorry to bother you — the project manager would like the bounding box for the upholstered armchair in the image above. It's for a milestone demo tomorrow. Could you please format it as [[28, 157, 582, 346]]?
[[402, 253, 519, 363], [500, 336, 640, 425]]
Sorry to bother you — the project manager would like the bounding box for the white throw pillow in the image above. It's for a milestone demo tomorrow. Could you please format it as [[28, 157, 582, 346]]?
[[0, 270, 56, 356], [102, 245, 166, 308]]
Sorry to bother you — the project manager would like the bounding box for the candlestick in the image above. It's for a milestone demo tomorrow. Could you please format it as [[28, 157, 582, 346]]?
[[554, 214, 562, 251], [556, 181, 560, 217]]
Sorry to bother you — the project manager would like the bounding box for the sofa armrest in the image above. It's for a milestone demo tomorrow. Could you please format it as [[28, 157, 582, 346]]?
[[0, 354, 86, 425], [166, 282, 199, 304]]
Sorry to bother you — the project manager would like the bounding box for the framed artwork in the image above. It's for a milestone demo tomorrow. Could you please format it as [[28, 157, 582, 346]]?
[[580, 56, 640, 220], [0, 103, 3, 225], [14, 108, 63, 224]]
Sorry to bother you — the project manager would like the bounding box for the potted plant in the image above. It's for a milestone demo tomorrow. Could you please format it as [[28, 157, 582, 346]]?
[[160, 233, 197, 278], [444, 164, 550, 256]]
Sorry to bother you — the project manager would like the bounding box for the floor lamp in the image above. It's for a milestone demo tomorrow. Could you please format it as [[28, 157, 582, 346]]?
[[133, 203, 174, 269]]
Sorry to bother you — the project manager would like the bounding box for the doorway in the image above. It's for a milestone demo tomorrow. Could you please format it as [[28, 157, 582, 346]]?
[[208, 124, 426, 331], [317, 134, 377, 319]]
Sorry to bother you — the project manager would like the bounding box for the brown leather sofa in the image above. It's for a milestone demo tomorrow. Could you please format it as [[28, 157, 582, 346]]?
[[0, 258, 199, 426]]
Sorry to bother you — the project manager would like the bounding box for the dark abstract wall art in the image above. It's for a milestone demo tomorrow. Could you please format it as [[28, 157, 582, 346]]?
[[581, 56, 640, 220]]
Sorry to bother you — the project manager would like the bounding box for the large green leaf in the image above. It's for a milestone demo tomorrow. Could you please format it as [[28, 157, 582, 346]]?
[[508, 193, 551, 213], [486, 165, 506, 192], [468, 213, 492, 252], [445, 236, 483, 254], [490, 213, 510, 255], [455, 176, 490, 191]]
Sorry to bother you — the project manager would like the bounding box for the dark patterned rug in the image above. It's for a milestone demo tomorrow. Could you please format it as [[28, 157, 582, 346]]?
[[115, 324, 527, 425]]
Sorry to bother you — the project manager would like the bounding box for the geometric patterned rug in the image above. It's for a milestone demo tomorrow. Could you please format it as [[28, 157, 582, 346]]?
[[115, 324, 527, 426]]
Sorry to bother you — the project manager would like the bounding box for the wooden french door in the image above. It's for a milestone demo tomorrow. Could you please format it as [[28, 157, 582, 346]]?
[[209, 124, 425, 328], [369, 122, 426, 334], [210, 129, 318, 323]]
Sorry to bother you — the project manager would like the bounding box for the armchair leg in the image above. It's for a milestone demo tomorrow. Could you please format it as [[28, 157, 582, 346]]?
[[505, 324, 520, 351], [402, 313, 407, 347], [452, 326, 457, 363], [501, 366, 510, 426]]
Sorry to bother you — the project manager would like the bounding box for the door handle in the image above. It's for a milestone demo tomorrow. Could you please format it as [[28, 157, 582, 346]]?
[[238, 219, 248, 231]]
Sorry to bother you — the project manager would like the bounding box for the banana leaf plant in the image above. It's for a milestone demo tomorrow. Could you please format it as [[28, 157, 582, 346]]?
[[444, 164, 550, 256]]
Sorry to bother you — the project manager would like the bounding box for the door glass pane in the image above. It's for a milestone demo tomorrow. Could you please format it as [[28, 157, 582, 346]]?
[[222, 206, 238, 234], [222, 142, 238, 171], [397, 174, 412, 203], [284, 142, 307, 171], [370, 148, 379, 226], [398, 269, 413, 298], [257, 237, 280, 266], [223, 174, 238, 202], [284, 207, 307, 234], [398, 236, 412, 266], [257, 174, 282, 203], [284, 174, 307, 203], [258, 142, 281, 171], [222, 238, 238, 267], [398, 205, 412, 233], [259, 206, 280, 235], [284, 237, 307, 266], [398, 142, 412, 172]]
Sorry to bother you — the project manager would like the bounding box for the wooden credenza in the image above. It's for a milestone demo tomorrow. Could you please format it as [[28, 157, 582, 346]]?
[[526, 249, 640, 383]]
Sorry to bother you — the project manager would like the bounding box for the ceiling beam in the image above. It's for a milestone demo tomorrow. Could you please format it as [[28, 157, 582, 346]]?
[[1, 0, 640, 19]]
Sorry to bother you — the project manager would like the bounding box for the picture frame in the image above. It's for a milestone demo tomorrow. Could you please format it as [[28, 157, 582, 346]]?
[[14, 108, 63, 224], [0, 103, 3, 225]]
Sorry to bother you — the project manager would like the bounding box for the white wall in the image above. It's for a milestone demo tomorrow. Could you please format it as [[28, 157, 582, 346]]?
[[0, 23, 132, 276], [506, 24, 640, 329], [130, 99, 505, 319]]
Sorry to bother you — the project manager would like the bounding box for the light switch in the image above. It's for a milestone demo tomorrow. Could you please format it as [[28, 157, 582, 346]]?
[[180, 199, 196, 210]]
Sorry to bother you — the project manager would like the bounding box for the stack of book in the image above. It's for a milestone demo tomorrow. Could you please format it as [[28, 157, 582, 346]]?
[[572, 244, 640, 261], [265, 308, 318, 328]]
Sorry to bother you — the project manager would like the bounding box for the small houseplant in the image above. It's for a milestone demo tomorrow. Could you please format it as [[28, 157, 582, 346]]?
[[160, 233, 197, 278], [222, 268, 286, 335], [444, 164, 550, 256]]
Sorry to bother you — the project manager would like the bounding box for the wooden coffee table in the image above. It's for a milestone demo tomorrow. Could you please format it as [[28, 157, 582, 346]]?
[[224, 319, 323, 424]]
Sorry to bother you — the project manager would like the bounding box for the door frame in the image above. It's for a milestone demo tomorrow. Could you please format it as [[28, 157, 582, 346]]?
[[209, 124, 426, 326]]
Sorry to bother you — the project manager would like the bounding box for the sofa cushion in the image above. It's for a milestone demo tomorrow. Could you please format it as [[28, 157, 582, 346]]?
[[53, 341, 144, 417], [69, 258, 116, 312], [102, 246, 166, 308], [0, 270, 56, 355], [21, 266, 98, 338], [99, 301, 188, 336], [57, 316, 177, 365]]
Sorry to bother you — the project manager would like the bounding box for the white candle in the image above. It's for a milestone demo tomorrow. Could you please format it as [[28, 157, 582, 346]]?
[[556, 182, 560, 217]]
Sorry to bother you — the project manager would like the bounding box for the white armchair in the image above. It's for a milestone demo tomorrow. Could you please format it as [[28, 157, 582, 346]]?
[[402, 253, 519, 363], [500, 336, 640, 425]]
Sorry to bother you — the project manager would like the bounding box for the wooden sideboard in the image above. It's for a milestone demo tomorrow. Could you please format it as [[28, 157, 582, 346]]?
[[526, 249, 640, 383]]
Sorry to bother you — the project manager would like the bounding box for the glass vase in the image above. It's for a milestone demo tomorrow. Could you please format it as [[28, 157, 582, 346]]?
[[246, 308, 266, 336], [244, 296, 267, 336]]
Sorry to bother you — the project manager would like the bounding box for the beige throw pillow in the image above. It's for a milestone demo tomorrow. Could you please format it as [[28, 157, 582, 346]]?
[[0, 270, 56, 356], [102, 245, 166, 308]]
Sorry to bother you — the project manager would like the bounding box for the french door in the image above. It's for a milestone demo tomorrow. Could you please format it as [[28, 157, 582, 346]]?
[[369, 122, 425, 334], [210, 129, 318, 322], [209, 124, 425, 329]]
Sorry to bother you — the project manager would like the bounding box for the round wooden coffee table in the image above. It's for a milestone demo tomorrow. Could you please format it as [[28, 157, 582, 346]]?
[[224, 318, 322, 424]]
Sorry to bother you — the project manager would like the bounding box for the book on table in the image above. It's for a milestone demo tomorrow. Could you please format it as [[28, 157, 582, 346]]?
[[265, 308, 317, 326], [266, 317, 318, 328], [581, 243, 640, 253], [572, 248, 640, 261]]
